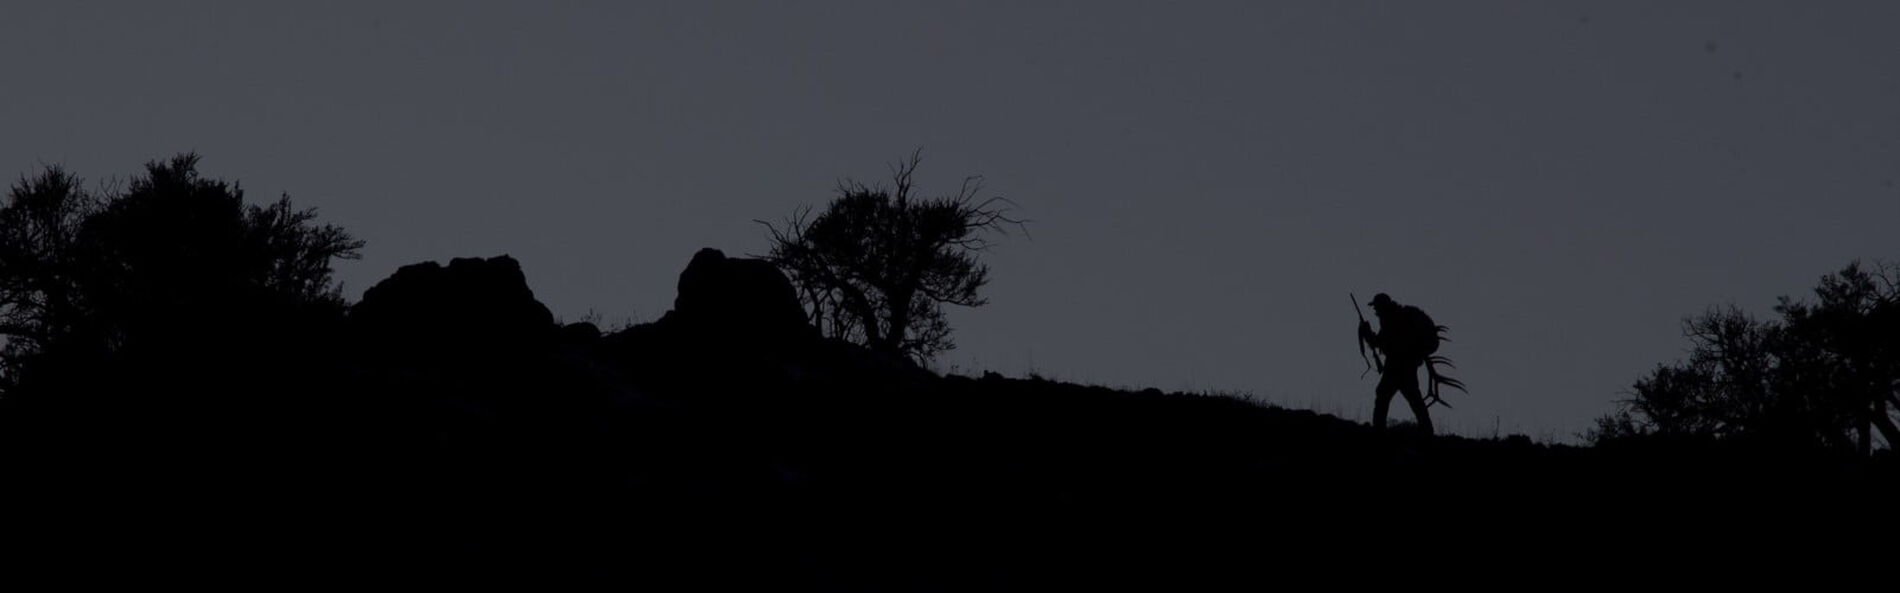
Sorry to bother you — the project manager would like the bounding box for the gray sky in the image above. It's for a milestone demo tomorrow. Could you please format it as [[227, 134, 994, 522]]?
[[5, 1, 1897, 441]]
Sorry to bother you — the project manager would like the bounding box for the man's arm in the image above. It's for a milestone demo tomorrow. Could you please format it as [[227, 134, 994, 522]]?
[[1359, 320, 1381, 350]]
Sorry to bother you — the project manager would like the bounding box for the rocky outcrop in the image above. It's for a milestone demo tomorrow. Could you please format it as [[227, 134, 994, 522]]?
[[602, 248, 845, 393], [614, 248, 817, 355], [350, 255, 557, 360], [670, 248, 815, 345]]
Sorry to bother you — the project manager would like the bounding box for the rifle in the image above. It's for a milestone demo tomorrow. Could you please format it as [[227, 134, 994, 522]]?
[[1352, 293, 1383, 378]]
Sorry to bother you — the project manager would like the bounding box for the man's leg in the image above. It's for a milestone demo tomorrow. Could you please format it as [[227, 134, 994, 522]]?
[[1373, 374, 1398, 429], [1398, 372, 1434, 435]]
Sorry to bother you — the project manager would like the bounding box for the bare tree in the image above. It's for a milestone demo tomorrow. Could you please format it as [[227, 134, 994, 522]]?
[[760, 150, 1022, 362]]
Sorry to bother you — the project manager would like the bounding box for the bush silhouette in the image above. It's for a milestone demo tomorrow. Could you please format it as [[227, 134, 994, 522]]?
[[760, 150, 1021, 362], [1596, 261, 1900, 453], [0, 153, 361, 398]]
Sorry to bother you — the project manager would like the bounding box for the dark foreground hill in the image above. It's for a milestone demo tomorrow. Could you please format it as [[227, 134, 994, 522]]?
[[4, 249, 1894, 587]]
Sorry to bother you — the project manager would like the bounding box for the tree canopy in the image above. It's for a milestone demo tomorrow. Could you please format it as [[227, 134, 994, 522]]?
[[0, 153, 362, 394], [1595, 261, 1900, 454]]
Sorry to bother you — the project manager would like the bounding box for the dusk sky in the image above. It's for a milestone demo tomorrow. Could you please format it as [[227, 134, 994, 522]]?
[[5, 1, 1897, 440]]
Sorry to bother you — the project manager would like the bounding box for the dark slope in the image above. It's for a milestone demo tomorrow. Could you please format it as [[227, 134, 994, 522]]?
[[4, 249, 1893, 588]]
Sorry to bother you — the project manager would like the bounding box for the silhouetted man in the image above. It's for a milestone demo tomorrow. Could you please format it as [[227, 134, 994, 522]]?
[[1358, 293, 1436, 435]]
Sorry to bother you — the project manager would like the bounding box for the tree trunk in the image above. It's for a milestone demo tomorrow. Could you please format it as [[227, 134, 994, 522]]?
[[1873, 395, 1899, 453], [1861, 393, 1874, 457], [879, 290, 912, 356]]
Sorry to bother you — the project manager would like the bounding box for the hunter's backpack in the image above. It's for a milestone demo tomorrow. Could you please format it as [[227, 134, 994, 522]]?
[[1379, 305, 1444, 361]]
